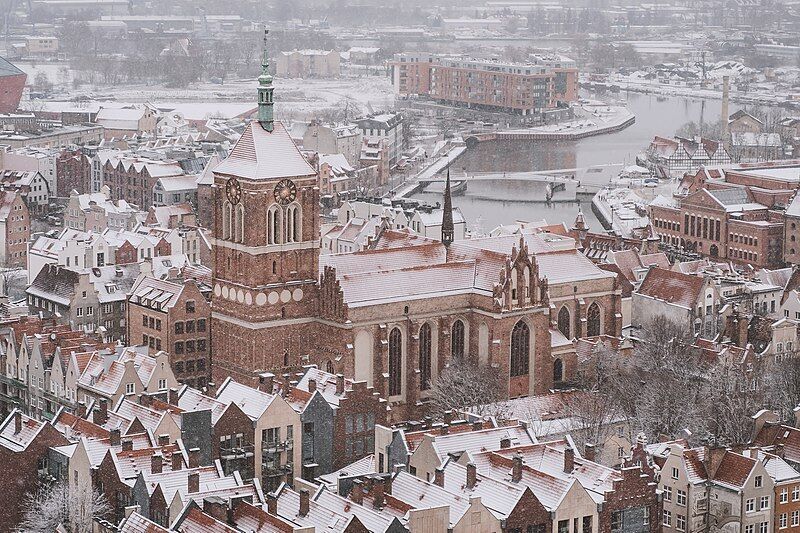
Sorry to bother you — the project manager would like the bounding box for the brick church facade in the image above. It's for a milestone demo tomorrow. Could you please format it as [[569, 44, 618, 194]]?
[[211, 48, 623, 421]]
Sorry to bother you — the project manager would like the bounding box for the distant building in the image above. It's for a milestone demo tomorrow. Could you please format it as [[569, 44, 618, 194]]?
[[95, 105, 158, 140], [0, 56, 26, 113], [1, 146, 59, 199], [302, 122, 361, 167], [276, 49, 340, 78], [392, 52, 579, 115], [0, 190, 30, 268], [356, 113, 405, 167], [642, 136, 732, 178], [0, 169, 51, 214], [64, 186, 140, 232]]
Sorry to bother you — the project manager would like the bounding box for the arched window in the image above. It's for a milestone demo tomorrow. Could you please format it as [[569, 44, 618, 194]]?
[[587, 302, 601, 337], [292, 204, 301, 242], [235, 204, 245, 243], [326, 360, 334, 374], [419, 323, 432, 391], [267, 205, 281, 245], [553, 358, 563, 383], [222, 201, 232, 240], [451, 319, 465, 360], [510, 321, 529, 377], [557, 306, 571, 339], [388, 328, 402, 396]]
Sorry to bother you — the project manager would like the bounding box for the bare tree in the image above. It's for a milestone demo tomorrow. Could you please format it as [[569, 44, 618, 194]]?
[[20, 480, 111, 533], [430, 360, 508, 419]]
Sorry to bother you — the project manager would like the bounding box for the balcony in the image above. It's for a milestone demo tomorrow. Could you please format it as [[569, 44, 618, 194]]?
[[220, 444, 255, 460]]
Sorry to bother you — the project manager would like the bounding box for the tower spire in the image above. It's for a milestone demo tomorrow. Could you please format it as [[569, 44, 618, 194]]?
[[257, 27, 274, 132], [441, 166, 454, 247]]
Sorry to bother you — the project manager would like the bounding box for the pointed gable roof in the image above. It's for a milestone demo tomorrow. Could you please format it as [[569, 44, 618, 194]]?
[[213, 121, 315, 181]]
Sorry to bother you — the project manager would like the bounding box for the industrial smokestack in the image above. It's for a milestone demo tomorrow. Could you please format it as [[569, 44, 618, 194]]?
[[721, 76, 730, 139]]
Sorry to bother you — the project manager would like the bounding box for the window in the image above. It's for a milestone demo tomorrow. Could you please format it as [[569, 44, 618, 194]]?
[[781, 488, 788, 504], [760, 522, 768, 533], [611, 511, 621, 531], [76, 307, 83, 317], [197, 339, 207, 352], [558, 520, 569, 533], [780, 513, 788, 529], [663, 485, 672, 501], [677, 489, 686, 506], [662, 510, 671, 527], [746, 498, 755, 512], [793, 485, 799, 501], [87, 307, 94, 316], [418, 323, 432, 391], [586, 302, 601, 336], [755, 475, 763, 488], [557, 306, 571, 338], [760, 495, 769, 510], [174, 342, 184, 355], [510, 321, 530, 376], [186, 341, 195, 353], [175, 322, 184, 334], [672, 467, 679, 479], [746, 525, 755, 533], [792, 510, 799, 527], [554, 359, 564, 384], [582, 516, 592, 533], [185, 320, 195, 333], [142, 315, 148, 326], [676, 514, 686, 532], [197, 319, 206, 332], [155, 319, 161, 331], [451, 319, 465, 359], [158, 379, 166, 390], [388, 328, 402, 396], [186, 300, 195, 313], [125, 383, 134, 395]]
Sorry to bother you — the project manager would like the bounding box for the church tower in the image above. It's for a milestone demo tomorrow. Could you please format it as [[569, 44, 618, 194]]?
[[210, 32, 321, 384]]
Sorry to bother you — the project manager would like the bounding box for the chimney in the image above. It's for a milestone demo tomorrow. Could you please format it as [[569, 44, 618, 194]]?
[[440, 424, 449, 435], [187, 471, 199, 493], [466, 463, 477, 489], [776, 444, 786, 459], [511, 454, 523, 483], [96, 398, 108, 425], [76, 401, 87, 418], [203, 496, 228, 523], [110, 427, 121, 446], [584, 443, 596, 463], [168, 388, 179, 406], [351, 479, 364, 505], [158, 434, 169, 446], [172, 451, 182, 470], [299, 489, 310, 517], [372, 478, 385, 509], [721, 75, 730, 138], [434, 467, 444, 487], [443, 410, 453, 425], [151, 453, 163, 474], [336, 373, 345, 395], [564, 446, 575, 473], [500, 437, 511, 449], [13, 411, 21, 434], [266, 492, 278, 515], [258, 372, 274, 393], [188, 447, 200, 468], [308, 378, 317, 393], [472, 421, 483, 431], [205, 381, 216, 396], [139, 394, 151, 407], [122, 438, 133, 451], [704, 446, 728, 479]]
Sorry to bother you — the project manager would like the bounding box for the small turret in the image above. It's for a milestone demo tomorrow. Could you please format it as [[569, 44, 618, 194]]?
[[257, 28, 275, 132]]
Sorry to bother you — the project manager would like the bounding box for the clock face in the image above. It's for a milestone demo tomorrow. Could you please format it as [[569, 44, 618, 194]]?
[[274, 179, 297, 206], [225, 178, 242, 205]]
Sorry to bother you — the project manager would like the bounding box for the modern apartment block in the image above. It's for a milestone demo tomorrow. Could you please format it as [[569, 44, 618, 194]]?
[[392, 52, 579, 115]]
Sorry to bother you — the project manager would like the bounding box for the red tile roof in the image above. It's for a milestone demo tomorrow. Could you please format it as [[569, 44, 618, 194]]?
[[713, 451, 756, 489], [636, 267, 704, 309]]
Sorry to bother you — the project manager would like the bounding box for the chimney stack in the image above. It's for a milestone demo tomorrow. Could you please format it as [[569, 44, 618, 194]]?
[[76, 401, 87, 418], [512, 454, 523, 483], [110, 427, 121, 446], [122, 438, 133, 451], [299, 489, 310, 517], [188, 471, 199, 493], [151, 453, 163, 474], [168, 388, 179, 406], [266, 492, 278, 515], [564, 446, 575, 473], [203, 496, 228, 523], [96, 398, 108, 425], [308, 378, 317, 393], [500, 437, 511, 449], [258, 372, 274, 393], [336, 374, 345, 395], [13, 411, 21, 434], [139, 394, 151, 407], [721, 75, 730, 139], [466, 463, 477, 489], [372, 478, 385, 509], [443, 410, 453, 425], [472, 421, 483, 431], [584, 443, 596, 463], [351, 479, 364, 505], [440, 424, 449, 435], [172, 452, 183, 471], [434, 467, 444, 487], [158, 434, 169, 446], [188, 447, 200, 468]]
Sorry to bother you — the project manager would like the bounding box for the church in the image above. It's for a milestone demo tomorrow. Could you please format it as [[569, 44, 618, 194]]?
[[210, 43, 623, 421]]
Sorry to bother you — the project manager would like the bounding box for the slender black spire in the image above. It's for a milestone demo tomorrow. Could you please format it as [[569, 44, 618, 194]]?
[[441, 166, 454, 246]]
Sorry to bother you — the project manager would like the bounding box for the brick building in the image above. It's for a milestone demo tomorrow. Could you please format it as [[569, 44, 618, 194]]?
[[127, 273, 211, 389], [392, 52, 579, 115], [0, 56, 26, 113], [210, 51, 622, 423], [0, 189, 30, 268]]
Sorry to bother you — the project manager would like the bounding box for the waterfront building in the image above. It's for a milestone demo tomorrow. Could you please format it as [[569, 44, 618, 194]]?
[[642, 136, 732, 178], [276, 49, 340, 78], [391, 52, 578, 115]]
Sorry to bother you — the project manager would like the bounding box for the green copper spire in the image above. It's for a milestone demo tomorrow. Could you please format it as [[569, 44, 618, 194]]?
[[257, 27, 274, 132]]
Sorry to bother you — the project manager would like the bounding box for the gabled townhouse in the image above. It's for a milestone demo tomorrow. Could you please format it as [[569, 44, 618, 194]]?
[[64, 186, 141, 232], [216, 377, 303, 492], [0, 409, 69, 530], [273, 484, 372, 533], [708, 449, 775, 533], [0, 169, 51, 214], [312, 485, 408, 533], [0, 188, 30, 268]]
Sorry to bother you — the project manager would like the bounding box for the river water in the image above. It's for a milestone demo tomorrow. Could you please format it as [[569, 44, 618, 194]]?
[[413, 90, 743, 234]]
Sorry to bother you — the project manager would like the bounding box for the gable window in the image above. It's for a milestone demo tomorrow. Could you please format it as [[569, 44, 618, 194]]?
[[125, 383, 134, 395], [755, 475, 763, 488]]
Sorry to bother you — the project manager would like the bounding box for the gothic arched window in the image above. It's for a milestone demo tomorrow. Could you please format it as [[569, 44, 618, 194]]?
[[222, 201, 232, 240], [557, 306, 571, 339], [419, 323, 432, 391], [510, 321, 530, 377], [553, 358, 563, 383], [587, 302, 602, 337], [451, 319, 465, 360], [235, 204, 245, 243], [285, 204, 301, 243], [388, 328, 402, 396], [326, 360, 334, 374], [267, 205, 281, 245]]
